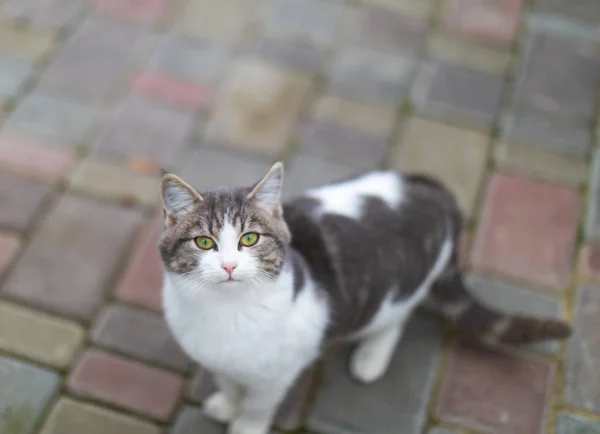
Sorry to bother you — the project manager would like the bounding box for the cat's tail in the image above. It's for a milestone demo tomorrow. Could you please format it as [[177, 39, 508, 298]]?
[[427, 268, 572, 344]]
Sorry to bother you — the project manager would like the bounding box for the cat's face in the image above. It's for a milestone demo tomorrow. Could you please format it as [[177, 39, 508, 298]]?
[[158, 163, 291, 291]]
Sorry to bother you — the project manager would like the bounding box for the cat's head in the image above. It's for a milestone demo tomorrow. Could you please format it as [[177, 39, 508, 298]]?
[[158, 162, 291, 290]]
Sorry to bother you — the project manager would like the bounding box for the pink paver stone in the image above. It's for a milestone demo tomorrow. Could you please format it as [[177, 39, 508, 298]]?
[[0, 135, 75, 181], [95, 0, 171, 23], [115, 213, 164, 311], [0, 233, 20, 277], [132, 73, 208, 110], [68, 348, 183, 421], [471, 173, 580, 290], [436, 341, 555, 434], [444, 0, 525, 45]]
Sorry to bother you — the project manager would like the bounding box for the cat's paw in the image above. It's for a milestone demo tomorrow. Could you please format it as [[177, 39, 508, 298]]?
[[202, 392, 237, 423], [228, 417, 269, 434], [349, 345, 388, 384]]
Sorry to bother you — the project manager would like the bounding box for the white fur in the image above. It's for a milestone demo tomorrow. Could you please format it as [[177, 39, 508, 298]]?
[[306, 171, 404, 219], [163, 253, 329, 434]]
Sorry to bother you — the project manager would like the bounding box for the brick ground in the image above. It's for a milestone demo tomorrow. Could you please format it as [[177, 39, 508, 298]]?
[[0, 1, 598, 434]]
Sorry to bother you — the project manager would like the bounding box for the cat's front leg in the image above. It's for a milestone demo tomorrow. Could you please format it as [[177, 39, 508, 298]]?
[[228, 381, 288, 434], [203, 374, 243, 423]]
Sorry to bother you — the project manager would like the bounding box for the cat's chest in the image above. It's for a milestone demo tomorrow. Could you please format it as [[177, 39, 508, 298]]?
[[162, 280, 309, 380]]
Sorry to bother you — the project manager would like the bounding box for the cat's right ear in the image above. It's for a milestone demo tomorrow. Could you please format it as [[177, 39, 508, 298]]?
[[161, 174, 203, 220]]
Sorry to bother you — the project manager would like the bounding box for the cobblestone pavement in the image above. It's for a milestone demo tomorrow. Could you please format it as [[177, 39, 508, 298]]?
[[0, 0, 599, 433]]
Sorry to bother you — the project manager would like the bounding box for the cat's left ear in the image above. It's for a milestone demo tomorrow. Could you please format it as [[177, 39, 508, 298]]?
[[248, 162, 284, 217], [161, 174, 203, 219]]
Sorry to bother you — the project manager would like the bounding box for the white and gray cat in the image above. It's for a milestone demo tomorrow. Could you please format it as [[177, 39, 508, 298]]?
[[159, 162, 571, 434]]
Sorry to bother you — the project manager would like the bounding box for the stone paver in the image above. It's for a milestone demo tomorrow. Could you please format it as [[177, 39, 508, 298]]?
[[443, 0, 525, 45], [248, 38, 326, 74], [283, 154, 361, 198], [586, 150, 600, 240], [307, 317, 443, 434], [427, 32, 513, 74], [206, 58, 312, 156], [536, 0, 600, 23], [312, 95, 396, 137], [93, 97, 193, 169], [0, 55, 32, 100], [37, 16, 145, 103], [565, 286, 600, 415], [296, 120, 388, 170], [342, 5, 428, 55], [261, 0, 346, 48], [556, 413, 600, 434], [0, 135, 76, 181], [0, 354, 61, 434], [115, 214, 164, 311], [3, 94, 97, 147], [391, 117, 489, 216], [0, 0, 84, 32], [92, 304, 192, 373], [2, 195, 142, 320], [68, 348, 183, 421], [132, 73, 208, 110], [0, 172, 52, 231], [95, 0, 172, 23], [150, 35, 229, 88], [0, 26, 55, 61], [0, 232, 20, 276], [436, 341, 555, 434], [69, 159, 161, 207], [465, 275, 565, 354], [0, 0, 598, 433], [0, 300, 84, 369], [175, 0, 257, 45], [579, 245, 600, 283], [513, 33, 600, 123], [171, 406, 222, 434], [471, 173, 580, 290], [180, 147, 274, 192], [40, 397, 162, 434], [327, 47, 415, 106], [413, 62, 504, 127]]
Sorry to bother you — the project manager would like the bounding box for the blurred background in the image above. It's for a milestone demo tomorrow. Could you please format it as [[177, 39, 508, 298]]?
[[0, 0, 599, 433]]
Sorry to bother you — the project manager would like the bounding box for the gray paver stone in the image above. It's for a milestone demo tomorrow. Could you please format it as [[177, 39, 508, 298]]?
[[413, 62, 504, 127], [170, 406, 224, 434], [0, 55, 33, 100], [37, 16, 145, 103], [536, 0, 600, 23], [248, 38, 325, 74], [3, 94, 97, 147], [261, 0, 346, 47], [328, 47, 415, 107], [151, 35, 230, 86], [513, 33, 600, 123], [0, 0, 84, 32], [306, 316, 444, 434], [92, 304, 193, 373], [0, 354, 60, 434], [556, 413, 600, 434], [297, 120, 388, 170], [500, 112, 591, 158], [565, 286, 600, 414], [586, 150, 600, 240], [0, 172, 52, 231]]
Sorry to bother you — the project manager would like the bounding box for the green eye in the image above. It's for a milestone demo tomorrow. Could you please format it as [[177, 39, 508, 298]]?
[[240, 232, 259, 247], [195, 236, 215, 250]]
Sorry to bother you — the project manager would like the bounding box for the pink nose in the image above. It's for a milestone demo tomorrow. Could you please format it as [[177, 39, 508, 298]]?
[[222, 264, 237, 276]]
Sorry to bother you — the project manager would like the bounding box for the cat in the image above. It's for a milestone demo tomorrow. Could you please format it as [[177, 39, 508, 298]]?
[[159, 162, 571, 434]]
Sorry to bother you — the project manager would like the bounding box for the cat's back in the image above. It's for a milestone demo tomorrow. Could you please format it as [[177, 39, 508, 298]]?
[[283, 170, 461, 338]]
